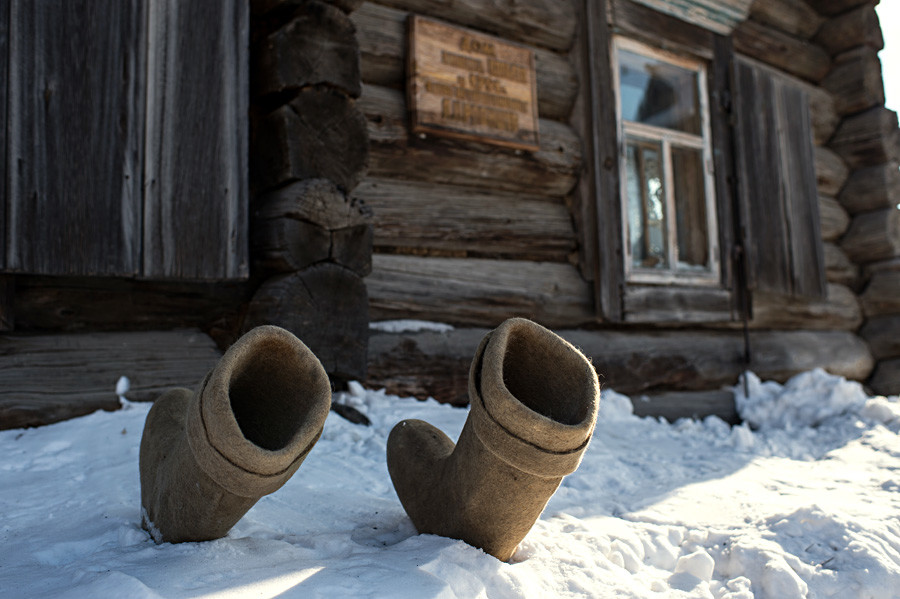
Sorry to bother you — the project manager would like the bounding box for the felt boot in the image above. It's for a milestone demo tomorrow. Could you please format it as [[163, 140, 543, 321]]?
[[387, 317, 599, 561], [139, 325, 331, 543]]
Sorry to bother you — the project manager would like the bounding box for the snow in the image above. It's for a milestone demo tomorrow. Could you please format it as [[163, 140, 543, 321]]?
[[2, 369, 900, 598]]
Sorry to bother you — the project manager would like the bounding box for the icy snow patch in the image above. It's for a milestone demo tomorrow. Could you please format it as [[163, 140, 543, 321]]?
[[369, 320, 454, 333]]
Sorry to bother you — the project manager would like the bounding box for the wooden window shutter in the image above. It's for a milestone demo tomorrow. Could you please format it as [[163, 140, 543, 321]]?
[[2, 0, 247, 281], [732, 58, 827, 300]]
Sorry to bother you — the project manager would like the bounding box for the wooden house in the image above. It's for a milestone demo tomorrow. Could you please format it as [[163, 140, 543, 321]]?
[[1, 0, 898, 429]]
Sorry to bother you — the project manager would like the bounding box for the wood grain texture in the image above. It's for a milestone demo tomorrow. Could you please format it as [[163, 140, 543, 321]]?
[[369, 0, 577, 52], [814, 2, 883, 55], [815, 146, 850, 198], [749, 0, 824, 40], [822, 46, 884, 116], [0, 0, 7, 270], [622, 0, 753, 35], [350, 2, 578, 120], [6, 0, 144, 276], [143, 0, 249, 280], [830, 106, 900, 169], [355, 177, 576, 261], [823, 243, 858, 287], [576, 0, 624, 320], [733, 18, 831, 83], [838, 162, 900, 214], [360, 83, 581, 197], [841, 207, 900, 264], [0, 329, 221, 430], [747, 283, 862, 331], [245, 265, 369, 381], [367, 254, 594, 328], [607, 0, 716, 59], [860, 270, 900, 317], [860, 315, 900, 360], [254, 87, 370, 193], [814, 0, 873, 17], [252, 0, 366, 15], [818, 195, 850, 242], [367, 327, 873, 405], [0, 277, 12, 331], [254, 0, 361, 98], [869, 358, 900, 396], [623, 286, 734, 324], [734, 59, 826, 299]]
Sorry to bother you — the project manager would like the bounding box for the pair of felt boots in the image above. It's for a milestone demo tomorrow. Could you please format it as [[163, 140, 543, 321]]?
[[139, 318, 600, 561]]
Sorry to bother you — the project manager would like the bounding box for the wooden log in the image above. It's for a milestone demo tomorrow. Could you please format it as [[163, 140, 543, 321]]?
[[12, 276, 250, 337], [840, 207, 900, 264], [367, 327, 873, 405], [808, 84, 840, 146], [823, 243, 858, 287], [838, 162, 900, 214], [815, 0, 873, 17], [245, 264, 369, 381], [0, 277, 12, 332], [749, 0, 824, 40], [814, 3, 883, 55], [748, 283, 862, 331], [0, 330, 221, 430], [623, 286, 735, 324], [254, 0, 361, 99], [355, 177, 576, 262], [331, 224, 374, 276], [830, 106, 900, 169], [818, 195, 850, 241], [359, 83, 582, 197], [351, 2, 578, 121], [821, 46, 884, 116], [369, 0, 577, 52], [815, 146, 850, 197], [255, 178, 372, 229], [252, 0, 365, 16], [733, 18, 831, 83], [860, 270, 900, 317], [869, 358, 900, 397], [253, 87, 369, 193], [860, 315, 900, 360], [367, 254, 594, 328], [607, 0, 715, 59], [632, 390, 738, 424], [252, 218, 331, 273]]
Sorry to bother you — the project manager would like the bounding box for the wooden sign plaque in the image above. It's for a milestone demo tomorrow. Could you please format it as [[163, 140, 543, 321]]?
[[407, 15, 540, 151]]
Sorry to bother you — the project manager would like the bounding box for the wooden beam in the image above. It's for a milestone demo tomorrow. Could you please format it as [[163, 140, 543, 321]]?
[[818, 195, 850, 242], [350, 2, 578, 121], [814, 2, 883, 55], [840, 207, 900, 264], [367, 254, 594, 328], [869, 357, 900, 397], [254, 0, 361, 99], [356, 178, 576, 262], [822, 46, 884, 116], [830, 106, 900, 169], [253, 87, 370, 193], [860, 315, 900, 360], [0, 277, 12, 332], [808, 83, 840, 146], [245, 264, 369, 381], [368, 0, 577, 52], [749, 0, 824, 40], [838, 162, 900, 214], [747, 283, 862, 331], [814, 0, 873, 18], [359, 83, 582, 197], [367, 327, 874, 405], [632, 390, 738, 424], [860, 269, 900, 317], [733, 18, 831, 83], [0, 330, 221, 430], [815, 146, 850, 197]]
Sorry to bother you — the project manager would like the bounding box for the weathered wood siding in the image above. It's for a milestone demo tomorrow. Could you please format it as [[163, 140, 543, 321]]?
[[2, 0, 248, 281]]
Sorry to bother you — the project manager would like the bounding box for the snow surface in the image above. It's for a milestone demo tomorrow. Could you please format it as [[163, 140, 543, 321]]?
[[2, 369, 900, 598], [369, 320, 455, 334]]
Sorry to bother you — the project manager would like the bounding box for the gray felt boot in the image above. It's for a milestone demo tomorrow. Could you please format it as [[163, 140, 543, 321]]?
[[387, 317, 600, 561], [139, 325, 331, 543]]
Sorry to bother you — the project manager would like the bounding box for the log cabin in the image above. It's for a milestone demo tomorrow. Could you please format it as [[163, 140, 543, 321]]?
[[1, 0, 898, 429]]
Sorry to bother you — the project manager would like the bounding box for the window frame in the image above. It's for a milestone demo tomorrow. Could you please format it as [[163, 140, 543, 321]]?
[[611, 36, 721, 287]]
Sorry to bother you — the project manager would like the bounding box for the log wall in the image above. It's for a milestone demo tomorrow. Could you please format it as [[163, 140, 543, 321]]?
[[352, 0, 884, 415]]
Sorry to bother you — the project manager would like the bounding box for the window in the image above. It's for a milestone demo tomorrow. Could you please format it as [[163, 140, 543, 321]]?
[[612, 37, 719, 285]]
